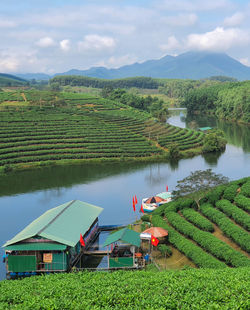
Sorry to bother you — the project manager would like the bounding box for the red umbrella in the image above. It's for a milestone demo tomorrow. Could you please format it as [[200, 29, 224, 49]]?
[[142, 227, 168, 238], [145, 196, 165, 204]]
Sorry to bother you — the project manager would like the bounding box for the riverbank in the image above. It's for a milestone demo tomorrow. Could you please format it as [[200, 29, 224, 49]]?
[[0, 146, 203, 176]]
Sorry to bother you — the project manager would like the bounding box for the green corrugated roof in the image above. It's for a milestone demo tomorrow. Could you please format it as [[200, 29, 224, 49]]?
[[103, 228, 141, 247], [5, 243, 67, 251], [199, 127, 212, 131], [157, 192, 172, 199], [3, 200, 103, 248]]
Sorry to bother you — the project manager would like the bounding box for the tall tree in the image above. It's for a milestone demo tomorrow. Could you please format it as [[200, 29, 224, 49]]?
[[172, 169, 229, 208]]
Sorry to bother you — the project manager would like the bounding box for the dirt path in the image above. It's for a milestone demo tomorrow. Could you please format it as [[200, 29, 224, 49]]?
[[154, 246, 196, 270], [21, 92, 27, 102], [212, 224, 250, 258]]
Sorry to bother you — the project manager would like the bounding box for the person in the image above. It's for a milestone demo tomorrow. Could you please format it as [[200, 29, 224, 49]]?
[[144, 253, 150, 263]]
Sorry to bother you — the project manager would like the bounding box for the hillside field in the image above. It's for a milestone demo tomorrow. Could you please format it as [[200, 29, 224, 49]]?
[[151, 177, 250, 269], [0, 90, 205, 173]]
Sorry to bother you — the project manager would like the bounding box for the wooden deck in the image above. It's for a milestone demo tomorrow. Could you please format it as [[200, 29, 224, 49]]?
[[83, 250, 111, 255]]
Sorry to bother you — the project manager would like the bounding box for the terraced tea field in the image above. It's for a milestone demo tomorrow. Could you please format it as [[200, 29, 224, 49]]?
[[152, 177, 250, 268], [0, 90, 205, 170]]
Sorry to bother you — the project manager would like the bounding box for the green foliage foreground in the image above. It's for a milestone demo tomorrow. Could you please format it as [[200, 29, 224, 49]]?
[[0, 268, 249, 309]]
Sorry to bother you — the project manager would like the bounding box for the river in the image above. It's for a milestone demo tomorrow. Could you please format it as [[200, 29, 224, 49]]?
[[0, 110, 249, 279]]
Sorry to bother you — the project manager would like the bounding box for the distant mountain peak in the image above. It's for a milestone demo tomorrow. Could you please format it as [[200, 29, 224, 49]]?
[[14, 51, 250, 81]]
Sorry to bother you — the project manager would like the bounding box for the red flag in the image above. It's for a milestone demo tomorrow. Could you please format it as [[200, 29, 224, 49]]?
[[166, 185, 168, 192], [80, 233, 85, 247], [140, 204, 144, 213], [135, 195, 138, 204], [151, 235, 159, 247], [133, 196, 135, 205], [133, 201, 136, 212]]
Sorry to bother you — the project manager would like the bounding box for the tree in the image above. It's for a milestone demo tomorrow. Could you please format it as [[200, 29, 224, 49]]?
[[168, 143, 180, 159], [202, 130, 227, 153], [172, 169, 229, 208], [49, 82, 61, 92]]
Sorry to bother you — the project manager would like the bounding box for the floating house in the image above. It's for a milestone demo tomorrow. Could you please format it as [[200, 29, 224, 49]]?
[[198, 127, 212, 132], [2, 200, 103, 278], [103, 227, 144, 269]]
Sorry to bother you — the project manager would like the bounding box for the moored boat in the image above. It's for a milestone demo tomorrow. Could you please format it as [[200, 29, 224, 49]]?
[[142, 191, 172, 213]]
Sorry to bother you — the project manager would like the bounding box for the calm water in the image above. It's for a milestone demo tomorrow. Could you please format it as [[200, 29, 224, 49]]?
[[0, 110, 249, 279]]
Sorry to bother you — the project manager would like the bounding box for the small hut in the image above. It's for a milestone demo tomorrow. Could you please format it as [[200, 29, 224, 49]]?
[[103, 227, 143, 269], [2, 200, 103, 278], [198, 127, 212, 132]]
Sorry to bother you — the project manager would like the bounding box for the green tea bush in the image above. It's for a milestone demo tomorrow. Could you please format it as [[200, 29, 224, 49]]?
[[215, 199, 250, 231], [234, 194, 250, 212], [181, 208, 214, 232], [206, 185, 226, 204], [152, 215, 226, 268], [158, 244, 172, 256], [141, 214, 150, 222], [223, 184, 238, 201], [165, 211, 250, 267], [241, 181, 250, 197], [0, 268, 249, 309], [200, 203, 250, 253]]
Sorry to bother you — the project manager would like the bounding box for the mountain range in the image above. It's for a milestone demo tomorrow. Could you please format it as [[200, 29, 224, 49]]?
[[12, 51, 250, 81]]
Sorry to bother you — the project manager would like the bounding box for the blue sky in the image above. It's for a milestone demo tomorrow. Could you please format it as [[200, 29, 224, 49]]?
[[1, 0, 250, 73]]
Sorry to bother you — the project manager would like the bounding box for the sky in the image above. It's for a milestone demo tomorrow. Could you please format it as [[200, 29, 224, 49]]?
[[1, 0, 250, 74]]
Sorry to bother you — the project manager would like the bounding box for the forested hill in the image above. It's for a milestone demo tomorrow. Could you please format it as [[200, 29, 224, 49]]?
[[184, 80, 250, 123], [50, 76, 160, 89], [55, 51, 250, 80], [0, 73, 27, 87]]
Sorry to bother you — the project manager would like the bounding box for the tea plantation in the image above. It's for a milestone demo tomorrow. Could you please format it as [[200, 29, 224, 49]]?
[[152, 177, 250, 268], [0, 90, 205, 172], [0, 268, 249, 309], [0, 177, 249, 309]]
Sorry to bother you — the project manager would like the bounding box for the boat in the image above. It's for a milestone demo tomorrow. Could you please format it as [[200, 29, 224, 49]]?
[[142, 191, 172, 213]]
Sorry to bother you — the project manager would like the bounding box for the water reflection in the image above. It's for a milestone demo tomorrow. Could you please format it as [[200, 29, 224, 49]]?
[[184, 113, 250, 153], [202, 150, 225, 166], [169, 159, 179, 170], [144, 164, 170, 185]]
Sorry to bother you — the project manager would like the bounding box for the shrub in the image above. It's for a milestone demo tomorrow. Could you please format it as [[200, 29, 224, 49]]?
[[206, 185, 226, 204], [151, 215, 226, 268], [234, 194, 250, 212], [141, 214, 150, 222], [181, 208, 214, 232], [3, 164, 13, 173], [166, 210, 250, 267], [223, 184, 238, 202], [215, 199, 250, 231], [168, 143, 180, 159], [158, 244, 172, 256], [241, 181, 250, 197], [200, 203, 250, 253]]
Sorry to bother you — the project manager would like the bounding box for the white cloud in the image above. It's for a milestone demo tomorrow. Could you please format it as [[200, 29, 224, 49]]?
[[224, 12, 245, 27], [161, 13, 197, 27], [78, 34, 116, 51], [186, 27, 250, 51], [60, 39, 70, 52], [0, 57, 19, 72], [156, 0, 232, 12], [88, 23, 135, 36], [160, 36, 180, 52], [36, 37, 55, 48], [106, 55, 138, 68], [239, 57, 250, 67], [0, 19, 16, 28]]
